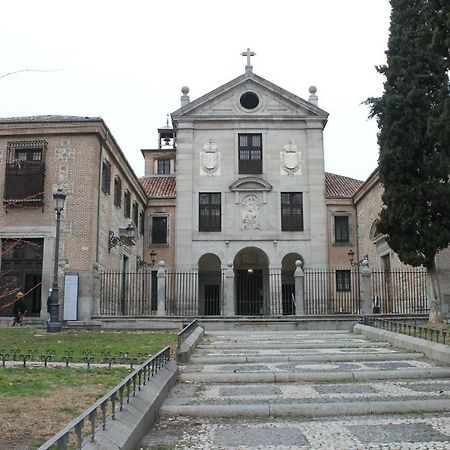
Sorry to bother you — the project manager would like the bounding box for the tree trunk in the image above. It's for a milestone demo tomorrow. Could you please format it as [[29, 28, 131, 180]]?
[[427, 259, 443, 323]]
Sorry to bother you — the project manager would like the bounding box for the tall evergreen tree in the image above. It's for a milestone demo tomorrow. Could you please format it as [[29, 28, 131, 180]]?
[[367, 0, 450, 309]]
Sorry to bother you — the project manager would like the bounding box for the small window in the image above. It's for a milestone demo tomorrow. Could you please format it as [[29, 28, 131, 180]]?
[[151, 216, 168, 245], [139, 211, 145, 236], [124, 190, 131, 218], [132, 201, 138, 226], [281, 193, 303, 231], [156, 159, 171, 175], [114, 176, 122, 207], [335, 216, 350, 243], [336, 270, 351, 292], [240, 91, 259, 109], [199, 193, 221, 232], [238, 133, 262, 174], [101, 159, 111, 194]]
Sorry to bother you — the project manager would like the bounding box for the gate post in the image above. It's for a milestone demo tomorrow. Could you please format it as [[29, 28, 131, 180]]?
[[294, 260, 305, 315], [92, 263, 100, 317], [360, 259, 372, 314], [157, 261, 166, 317], [224, 263, 235, 316]]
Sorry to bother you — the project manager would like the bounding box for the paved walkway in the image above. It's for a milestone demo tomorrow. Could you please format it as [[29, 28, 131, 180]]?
[[140, 330, 450, 449]]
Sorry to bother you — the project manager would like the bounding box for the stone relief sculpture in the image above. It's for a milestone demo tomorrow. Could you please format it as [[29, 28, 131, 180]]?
[[200, 139, 221, 176], [280, 139, 301, 175], [241, 195, 260, 230]]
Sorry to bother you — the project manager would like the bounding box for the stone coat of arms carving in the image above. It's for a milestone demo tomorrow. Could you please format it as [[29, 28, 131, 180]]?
[[280, 140, 301, 175], [241, 195, 260, 230], [200, 140, 221, 176]]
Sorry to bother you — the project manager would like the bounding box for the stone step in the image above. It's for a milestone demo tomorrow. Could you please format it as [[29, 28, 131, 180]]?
[[142, 414, 450, 450], [189, 351, 424, 364], [164, 379, 450, 407], [160, 398, 450, 418], [179, 367, 450, 383]]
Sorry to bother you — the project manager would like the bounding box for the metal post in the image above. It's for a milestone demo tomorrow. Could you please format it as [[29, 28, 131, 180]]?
[[47, 207, 62, 332], [360, 259, 372, 315], [157, 261, 166, 316], [223, 263, 235, 316], [294, 260, 305, 316]]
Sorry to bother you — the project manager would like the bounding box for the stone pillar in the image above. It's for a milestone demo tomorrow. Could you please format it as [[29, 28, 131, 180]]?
[[157, 261, 166, 317], [223, 263, 235, 316], [92, 262, 100, 317], [360, 259, 372, 315], [294, 260, 305, 316]]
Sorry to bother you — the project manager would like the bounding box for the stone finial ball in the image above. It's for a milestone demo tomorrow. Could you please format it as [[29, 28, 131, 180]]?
[[295, 259, 303, 268], [181, 86, 190, 95], [159, 260, 166, 267], [309, 85, 317, 94]]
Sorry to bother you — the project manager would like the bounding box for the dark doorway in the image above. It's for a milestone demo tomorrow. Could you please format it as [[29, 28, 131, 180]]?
[[198, 253, 222, 316], [1, 238, 43, 316], [236, 269, 263, 315]]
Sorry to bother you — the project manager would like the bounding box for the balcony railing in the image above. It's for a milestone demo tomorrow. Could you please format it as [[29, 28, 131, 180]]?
[[4, 162, 45, 203]]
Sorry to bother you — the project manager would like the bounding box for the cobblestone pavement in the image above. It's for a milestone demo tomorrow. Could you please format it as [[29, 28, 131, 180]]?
[[140, 330, 450, 449]]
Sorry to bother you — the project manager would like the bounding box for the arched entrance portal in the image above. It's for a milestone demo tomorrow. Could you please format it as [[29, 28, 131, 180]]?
[[281, 253, 303, 315], [233, 247, 269, 315], [198, 254, 222, 315]]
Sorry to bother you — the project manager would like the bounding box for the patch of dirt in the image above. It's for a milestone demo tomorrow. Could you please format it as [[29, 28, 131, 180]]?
[[0, 384, 103, 450]]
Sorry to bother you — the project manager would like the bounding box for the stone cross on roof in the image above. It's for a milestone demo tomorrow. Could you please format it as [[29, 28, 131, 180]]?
[[241, 48, 256, 74]]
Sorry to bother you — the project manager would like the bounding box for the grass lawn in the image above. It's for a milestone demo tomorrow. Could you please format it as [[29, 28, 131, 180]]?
[[0, 328, 177, 449], [0, 328, 176, 362]]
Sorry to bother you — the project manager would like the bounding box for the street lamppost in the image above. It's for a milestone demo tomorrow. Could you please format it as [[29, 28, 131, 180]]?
[[47, 188, 66, 333]]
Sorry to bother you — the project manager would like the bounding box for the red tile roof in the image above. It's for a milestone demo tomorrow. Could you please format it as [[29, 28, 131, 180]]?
[[325, 172, 364, 198], [140, 176, 176, 198]]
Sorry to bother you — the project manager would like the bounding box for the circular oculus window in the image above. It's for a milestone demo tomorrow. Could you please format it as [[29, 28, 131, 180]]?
[[240, 91, 259, 110]]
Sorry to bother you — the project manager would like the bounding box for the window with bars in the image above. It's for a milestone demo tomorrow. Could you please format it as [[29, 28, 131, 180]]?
[[336, 270, 351, 292], [132, 201, 138, 226], [334, 215, 350, 243], [114, 176, 122, 207], [124, 190, 131, 218], [281, 192, 303, 231], [156, 159, 171, 174], [199, 193, 221, 232], [101, 159, 111, 194], [139, 211, 145, 236], [4, 141, 47, 203], [238, 133, 262, 174], [151, 215, 168, 245]]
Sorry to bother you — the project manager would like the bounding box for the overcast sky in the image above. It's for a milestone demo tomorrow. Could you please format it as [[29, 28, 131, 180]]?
[[1, 0, 391, 181]]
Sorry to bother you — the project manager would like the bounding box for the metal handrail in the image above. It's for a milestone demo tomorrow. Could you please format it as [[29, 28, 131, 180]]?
[[38, 346, 171, 450], [360, 317, 449, 345], [177, 319, 198, 349]]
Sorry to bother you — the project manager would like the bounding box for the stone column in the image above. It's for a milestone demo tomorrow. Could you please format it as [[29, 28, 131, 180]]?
[[294, 260, 305, 316], [157, 261, 167, 317], [360, 259, 372, 315], [223, 263, 235, 316]]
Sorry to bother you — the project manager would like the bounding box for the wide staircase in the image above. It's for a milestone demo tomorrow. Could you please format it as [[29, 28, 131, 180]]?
[[141, 329, 450, 449]]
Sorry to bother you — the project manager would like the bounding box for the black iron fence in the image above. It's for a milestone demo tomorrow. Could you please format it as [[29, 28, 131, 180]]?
[[98, 267, 428, 317], [99, 270, 156, 316], [304, 268, 361, 315], [371, 269, 428, 314]]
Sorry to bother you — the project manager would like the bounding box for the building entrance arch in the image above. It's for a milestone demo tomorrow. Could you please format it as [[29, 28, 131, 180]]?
[[233, 247, 269, 315], [198, 253, 222, 315]]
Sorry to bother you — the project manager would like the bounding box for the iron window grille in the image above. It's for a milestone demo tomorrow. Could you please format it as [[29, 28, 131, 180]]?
[[139, 211, 145, 236], [335, 215, 350, 243], [4, 140, 47, 204], [151, 216, 168, 245], [199, 193, 221, 232], [132, 201, 138, 227], [114, 176, 122, 207], [157, 159, 171, 175], [336, 269, 351, 292], [101, 159, 111, 194], [238, 133, 262, 174], [281, 192, 303, 231], [124, 190, 131, 218]]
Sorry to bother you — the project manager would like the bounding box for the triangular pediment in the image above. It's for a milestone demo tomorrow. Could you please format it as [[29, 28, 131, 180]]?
[[172, 72, 328, 120], [229, 176, 273, 192]]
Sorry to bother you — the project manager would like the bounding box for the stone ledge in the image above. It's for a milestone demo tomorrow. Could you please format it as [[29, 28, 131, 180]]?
[[177, 326, 205, 363], [83, 361, 178, 450], [354, 324, 450, 364]]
